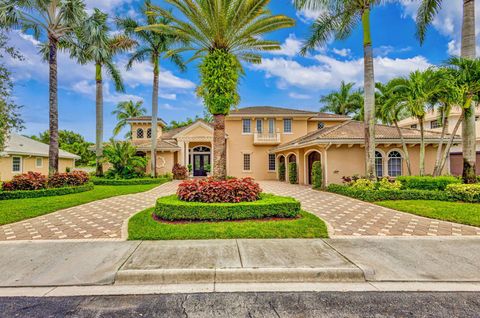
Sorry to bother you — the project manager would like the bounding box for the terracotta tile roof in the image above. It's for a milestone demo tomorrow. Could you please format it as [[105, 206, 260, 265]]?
[[126, 116, 167, 126], [132, 139, 180, 151], [229, 106, 318, 116], [273, 120, 461, 151], [310, 113, 351, 119]]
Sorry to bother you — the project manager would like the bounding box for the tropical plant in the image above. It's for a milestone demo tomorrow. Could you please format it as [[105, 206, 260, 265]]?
[[294, 0, 380, 178], [112, 100, 147, 138], [117, 0, 186, 178], [320, 81, 363, 120], [0, 0, 87, 174], [415, 0, 476, 182], [311, 161, 323, 189], [103, 139, 147, 179], [166, 111, 213, 130], [65, 9, 135, 177], [141, 0, 295, 179]]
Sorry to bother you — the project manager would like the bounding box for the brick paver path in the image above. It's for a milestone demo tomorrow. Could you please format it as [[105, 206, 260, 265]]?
[[259, 181, 480, 237], [0, 181, 180, 241]]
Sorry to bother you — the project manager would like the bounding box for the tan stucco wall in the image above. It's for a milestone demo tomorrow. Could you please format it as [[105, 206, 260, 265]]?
[[145, 151, 176, 176], [130, 123, 163, 141], [0, 156, 75, 181], [306, 120, 345, 132]]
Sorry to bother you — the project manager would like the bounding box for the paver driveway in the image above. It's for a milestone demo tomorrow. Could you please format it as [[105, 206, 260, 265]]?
[[259, 181, 480, 237], [1, 181, 479, 241]]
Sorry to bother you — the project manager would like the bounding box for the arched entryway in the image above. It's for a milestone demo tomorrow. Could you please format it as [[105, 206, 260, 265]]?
[[278, 155, 286, 181], [189, 146, 211, 177], [306, 151, 321, 185], [288, 154, 296, 164], [286, 153, 297, 183]]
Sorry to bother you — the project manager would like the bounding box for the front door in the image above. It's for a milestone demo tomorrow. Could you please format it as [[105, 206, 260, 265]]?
[[193, 154, 210, 177]]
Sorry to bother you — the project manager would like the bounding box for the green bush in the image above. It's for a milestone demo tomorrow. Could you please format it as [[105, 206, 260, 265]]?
[[327, 184, 451, 202], [154, 193, 301, 221], [396, 176, 460, 191], [91, 177, 170, 186], [446, 184, 480, 203], [279, 162, 286, 182], [377, 177, 402, 190], [311, 161, 322, 189], [0, 183, 94, 200], [351, 178, 375, 190], [288, 162, 297, 184]]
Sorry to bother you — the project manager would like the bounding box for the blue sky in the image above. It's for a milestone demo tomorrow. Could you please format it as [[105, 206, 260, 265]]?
[[3, 0, 477, 141]]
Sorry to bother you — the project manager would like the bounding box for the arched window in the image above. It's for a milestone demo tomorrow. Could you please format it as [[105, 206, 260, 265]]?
[[317, 122, 325, 130], [147, 128, 152, 139], [136, 128, 144, 139], [192, 146, 210, 153], [388, 151, 403, 177], [375, 151, 384, 177]]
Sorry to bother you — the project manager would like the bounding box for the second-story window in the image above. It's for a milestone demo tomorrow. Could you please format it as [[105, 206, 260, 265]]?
[[242, 119, 251, 133], [283, 118, 292, 133], [256, 119, 263, 133], [147, 128, 152, 139], [410, 124, 417, 129], [136, 128, 144, 139], [268, 118, 275, 133], [430, 120, 442, 129]]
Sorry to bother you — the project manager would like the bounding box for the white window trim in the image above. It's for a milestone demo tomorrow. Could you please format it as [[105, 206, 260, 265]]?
[[268, 154, 276, 172], [35, 157, 43, 168], [283, 118, 293, 134], [386, 149, 404, 177], [242, 152, 252, 172], [242, 119, 252, 135], [12, 156, 22, 173]]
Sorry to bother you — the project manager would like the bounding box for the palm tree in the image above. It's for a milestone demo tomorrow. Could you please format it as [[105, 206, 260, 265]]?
[[112, 100, 147, 138], [391, 69, 440, 176], [376, 80, 412, 175], [141, 0, 295, 179], [294, 0, 380, 178], [416, 0, 476, 182], [0, 0, 86, 175], [117, 0, 186, 178], [320, 81, 363, 120], [66, 9, 135, 176]]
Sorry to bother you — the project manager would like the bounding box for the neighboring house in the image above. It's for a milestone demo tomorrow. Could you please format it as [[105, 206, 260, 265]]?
[[127, 106, 460, 185], [397, 107, 480, 175], [0, 133, 80, 181]]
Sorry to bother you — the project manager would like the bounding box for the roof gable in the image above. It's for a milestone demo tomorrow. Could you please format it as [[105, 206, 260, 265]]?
[[172, 120, 213, 138], [2, 134, 80, 159]]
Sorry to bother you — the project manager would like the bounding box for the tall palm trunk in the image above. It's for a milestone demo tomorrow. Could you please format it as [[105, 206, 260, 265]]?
[[461, 0, 477, 183], [419, 118, 425, 176], [213, 114, 226, 179], [151, 56, 159, 178], [394, 120, 412, 175], [433, 109, 449, 176], [95, 62, 104, 177], [48, 34, 59, 175], [440, 111, 465, 173], [362, 8, 376, 178]]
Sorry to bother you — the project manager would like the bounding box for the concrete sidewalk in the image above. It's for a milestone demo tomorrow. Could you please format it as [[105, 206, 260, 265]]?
[[0, 238, 479, 290]]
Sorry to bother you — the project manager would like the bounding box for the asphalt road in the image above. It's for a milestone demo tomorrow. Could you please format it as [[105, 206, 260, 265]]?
[[0, 292, 479, 318]]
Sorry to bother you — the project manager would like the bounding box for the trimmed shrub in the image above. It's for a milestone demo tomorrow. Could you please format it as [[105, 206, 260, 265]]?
[[446, 184, 480, 203], [172, 164, 188, 180], [278, 162, 286, 182], [377, 177, 402, 190], [351, 178, 375, 190], [91, 177, 170, 186], [288, 162, 297, 184], [177, 177, 261, 203], [47, 171, 90, 188], [155, 193, 301, 221], [0, 183, 94, 200], [397, 176, 460, 191], [327, 184, 451, 202], [2, 172, 47, 191], [311, 161, 322, 189]]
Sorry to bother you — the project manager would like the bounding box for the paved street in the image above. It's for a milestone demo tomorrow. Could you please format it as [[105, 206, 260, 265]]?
[[1, 292, 479, 317]]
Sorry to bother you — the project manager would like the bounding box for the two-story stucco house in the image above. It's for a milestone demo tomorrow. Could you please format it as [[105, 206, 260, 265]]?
[[397, 107, 480, 175], [127, 106, 460, 185]]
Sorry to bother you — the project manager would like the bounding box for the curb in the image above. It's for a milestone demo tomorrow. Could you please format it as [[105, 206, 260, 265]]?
[[115, 267, 365, 285]]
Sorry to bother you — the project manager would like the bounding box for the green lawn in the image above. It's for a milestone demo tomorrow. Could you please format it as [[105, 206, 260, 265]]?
[[128, 208, 329, 240], [0, 184, 161, 226], [376, 200, 480, 227]]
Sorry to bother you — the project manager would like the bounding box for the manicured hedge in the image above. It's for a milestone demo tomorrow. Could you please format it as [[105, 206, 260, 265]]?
[[0, 183, 94, 200], [312, 161, 322, 189], [154, 193, 301, 221], [91, 177, 170, 186], [446, 184, 480, 203], [396, 176, 460, 191], [327, 184, 451, 202], [288, 162, 298, 184]]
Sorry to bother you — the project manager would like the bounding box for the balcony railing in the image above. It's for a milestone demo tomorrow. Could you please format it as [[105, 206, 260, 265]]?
[[254, 132, 281, 145]]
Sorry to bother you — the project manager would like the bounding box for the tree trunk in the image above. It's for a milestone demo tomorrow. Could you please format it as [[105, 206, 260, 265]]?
[[362, 8, 376, 179], [433, 109, 449, 176], [419, 118, 425, 176], [461, 0, 477, 183], [439, 112, 465, 173], [394, 120, 412, 175], [48, 34, 59, 175], [212, 114, 226, 179], [151, 57, 159, 178], [95, 62, 104, 177]]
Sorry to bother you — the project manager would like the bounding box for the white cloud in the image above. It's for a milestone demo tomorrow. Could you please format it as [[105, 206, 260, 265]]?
[[71, 80, 143, 104], [270, 34, 303, 57], [288, 92, 312, 100], [159, 93, 177, 100], [84, 0, 133, 14], [251, 54, 431, 91], [332, 48, 351, 57], [160, 103, 186, 111], [373, 45, 412, 57]]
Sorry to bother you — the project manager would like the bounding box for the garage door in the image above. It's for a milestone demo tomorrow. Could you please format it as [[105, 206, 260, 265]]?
[[450, 152, 480, 175]]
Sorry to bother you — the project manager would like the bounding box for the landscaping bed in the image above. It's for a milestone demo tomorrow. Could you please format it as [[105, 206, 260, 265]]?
[[128, 208, 328, 240], [91, 177, 171, 186], [0, 183, 94, 200]]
